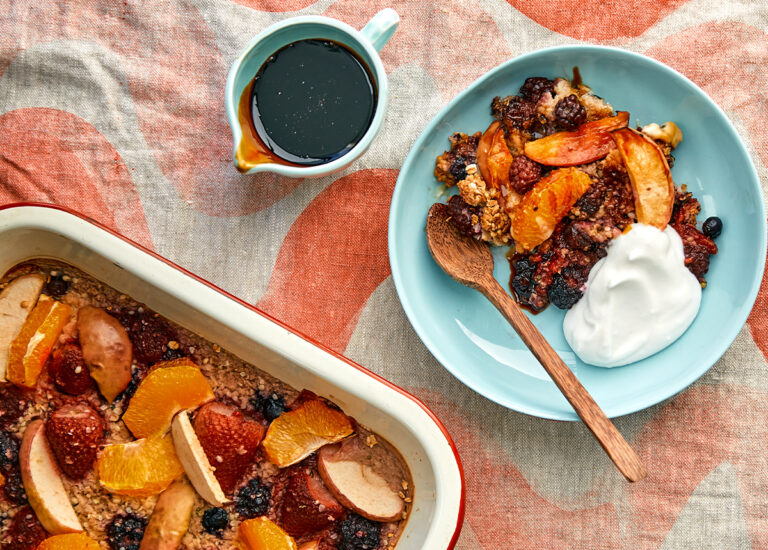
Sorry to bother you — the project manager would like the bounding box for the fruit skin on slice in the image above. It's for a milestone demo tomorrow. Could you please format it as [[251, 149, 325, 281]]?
[[0, 273, 45, 381], [36, 533, 101, 550], [524, 111, 630, 166], [138, 477, 196, 550], [170, 410, 228, 506], [477, 121, 513, 189], [262, 398, 355, 468], [237, 516, 298, 550], [122, 361, 215, 439], [77, 306, 133, 403], [96, 435, 184, 498], [45, 403, 105, 479], [510, 167, 593, 252], [193, 402, 265, 494], [318, 443, 404, 522], [7, 296, 72, 388], [19, 419, 83, 534], [612, 127, 675, 229]]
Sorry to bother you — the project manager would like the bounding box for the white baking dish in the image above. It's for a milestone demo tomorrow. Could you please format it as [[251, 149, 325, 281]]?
[[0, 203, 465, 549]]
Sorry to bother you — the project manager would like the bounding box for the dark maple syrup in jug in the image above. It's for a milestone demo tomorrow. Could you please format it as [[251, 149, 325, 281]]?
[[249, 39, 377, 166]]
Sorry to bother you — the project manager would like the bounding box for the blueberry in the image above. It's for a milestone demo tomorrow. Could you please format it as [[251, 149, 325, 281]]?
[[250, 392, 286, 421], [202, 507, 229, 536], [106, 513, 147, 550], [702, 216, 723, 239], [44, 274, 70, 298]]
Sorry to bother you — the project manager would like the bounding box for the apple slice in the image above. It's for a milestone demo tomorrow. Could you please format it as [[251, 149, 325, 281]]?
[[139, 477, 196, 550], [524, 111, 630, 166], [318, 438, 405, 522], [0, 274, 45, 381], [77, 306, 133, 403], [170, 410, 228, 506], [612, 128, 675, 229], [19, 419, 82, 534]]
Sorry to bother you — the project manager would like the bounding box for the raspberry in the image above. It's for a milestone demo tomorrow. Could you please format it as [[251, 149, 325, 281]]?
[[201, 507, 229, 536], [3, 506, 47, 550], [106, 513, 147, 550], [446, 195, 482, 240], [235, 479, 271, 519], [519, 77, 555, 101], [339, 514, 381, 550], [553, 95, 587, 130], [509, 155, 541, 195], [48, 342, 95, 395]]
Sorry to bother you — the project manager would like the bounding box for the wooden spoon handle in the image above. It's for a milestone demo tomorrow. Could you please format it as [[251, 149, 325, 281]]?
[[480, 278, 648, 482]]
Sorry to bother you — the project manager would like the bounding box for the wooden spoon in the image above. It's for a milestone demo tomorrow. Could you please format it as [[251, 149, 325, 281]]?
[[426, 203, 647, 482]]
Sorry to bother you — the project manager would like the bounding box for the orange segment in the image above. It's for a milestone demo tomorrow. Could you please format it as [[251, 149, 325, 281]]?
[[237, 517, 298, 550], [263, 399, 354, 468], [96, 435, 183, 497], [122, 362, 214, 438], [36, 533, 100, 550], [7, 296, 72, 388], [510, 167, 593, 252]]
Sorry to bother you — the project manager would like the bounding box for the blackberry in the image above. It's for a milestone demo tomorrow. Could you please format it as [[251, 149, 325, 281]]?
[[511, 257, 537, 300], [161, 346, 185, 362], [43, 274, 70, 298], [509, 155, 541, 195], [519, 77, 555, 102], [446, 195, 483, 240], [235, 479, 271, 519], [201, 507, 229, 536], [702, 216, 723, 239], [0, 430, 20, 472], [449, 155, 469, 182], [106, 513, 147, 550], [339, 513, 381, 550], [503, 97, 536, 130], [553, 95, 586, 130], [3, 469, 27, 505], [547, 272, 583, 310], [250, 392, 286, 422]]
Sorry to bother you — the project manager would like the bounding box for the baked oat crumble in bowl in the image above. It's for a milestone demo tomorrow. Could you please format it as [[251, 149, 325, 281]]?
[[0, 204, 465, 549], [389, 45, 766, 420]]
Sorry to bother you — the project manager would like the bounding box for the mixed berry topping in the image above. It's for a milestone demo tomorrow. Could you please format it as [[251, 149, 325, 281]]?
[[251, 391, 286, 422]]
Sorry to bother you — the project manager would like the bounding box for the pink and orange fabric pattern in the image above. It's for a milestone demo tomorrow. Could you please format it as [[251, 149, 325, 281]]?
[[1, 1, 767, 548]]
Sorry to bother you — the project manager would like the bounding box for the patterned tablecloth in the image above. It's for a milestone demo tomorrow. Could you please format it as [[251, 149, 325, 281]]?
[[2, 1, 767, 548]]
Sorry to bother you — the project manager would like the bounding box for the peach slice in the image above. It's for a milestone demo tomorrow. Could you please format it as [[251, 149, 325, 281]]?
[[298, 543, 320, 550], [138, 477, 196, 550], [477, 121, 512, 189], [262, 398, 354, 468], [237, 517, 298, 550], [612, 128, 675, 229], [318, 441, 404, 522], [524, 111, 630, 166], [510, 167, 593, 252], [0, 273, 44, 381], [37, 533, 100, 550], [19, 420, 83, 534], [77, 306, 133, 403], [170, 410, 228, 506]]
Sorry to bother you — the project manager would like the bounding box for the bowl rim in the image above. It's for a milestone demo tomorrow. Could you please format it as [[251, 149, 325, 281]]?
[[388, 44, 768, 420], [0, 201, 466, 549], [224, 14, 389, 178]]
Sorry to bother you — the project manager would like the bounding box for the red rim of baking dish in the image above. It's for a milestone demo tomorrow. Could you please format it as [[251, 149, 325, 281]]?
[[0, 200, 466, 549]]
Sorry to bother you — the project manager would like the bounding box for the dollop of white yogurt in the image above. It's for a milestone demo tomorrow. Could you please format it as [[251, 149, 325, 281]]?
[[563, 223, 701, 367]]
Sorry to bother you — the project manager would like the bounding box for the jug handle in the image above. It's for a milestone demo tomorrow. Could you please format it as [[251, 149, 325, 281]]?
[[360, 8, 399, 52]]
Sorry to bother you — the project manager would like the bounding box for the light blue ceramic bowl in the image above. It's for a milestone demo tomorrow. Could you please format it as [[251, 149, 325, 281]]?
[[389, 45, 767, 421], [225, 9, 398, 177]]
